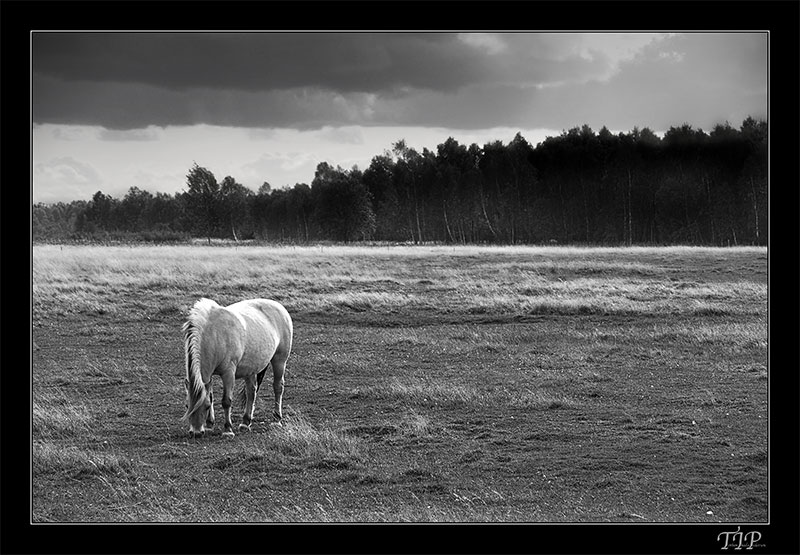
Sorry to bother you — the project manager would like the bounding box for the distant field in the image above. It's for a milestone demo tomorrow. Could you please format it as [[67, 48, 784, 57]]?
[[31, 244, 768, 522]]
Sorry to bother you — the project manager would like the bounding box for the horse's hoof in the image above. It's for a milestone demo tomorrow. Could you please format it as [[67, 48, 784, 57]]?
[[222, 431, 235, 438], [238, 423, 251, 432], [270, 421, 283, 428]]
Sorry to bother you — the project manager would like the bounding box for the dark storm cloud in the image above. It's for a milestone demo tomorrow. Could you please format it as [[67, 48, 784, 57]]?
[[32, 32, 766, 131], [33, 33, 616, 128], [33, 33, 481, 128], [34, 33, 500, 93], [33, 73, 384, 130]]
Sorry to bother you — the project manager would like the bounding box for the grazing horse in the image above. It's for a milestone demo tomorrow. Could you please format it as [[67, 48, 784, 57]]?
[[182, 298, 293, 438]]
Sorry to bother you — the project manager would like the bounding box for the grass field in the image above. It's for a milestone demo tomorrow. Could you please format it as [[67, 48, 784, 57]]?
[[31, 244, 768, 523]]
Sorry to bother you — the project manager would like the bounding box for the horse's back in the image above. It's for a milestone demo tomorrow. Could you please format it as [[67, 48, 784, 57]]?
[[231, 298, 291, 323], [225, 299, 293, 373], [227, 299, 292, 337]]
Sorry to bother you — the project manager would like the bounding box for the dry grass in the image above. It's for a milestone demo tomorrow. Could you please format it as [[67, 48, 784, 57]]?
[[352, 377, 579, 411], [31, 244, 768, 525], [353, 377, 489, 405], [328, 291, 418, 312], [273, 412, 365, 461], [31, 389, 133, 479], [570, 320, 767, 357], [32, 244, 767, 320], [503, 388, 580, 410], [32, 389, 93, 439], [211, 412, 366, 472], [398, 408, 433, 437], [33, 441, 132, 477]]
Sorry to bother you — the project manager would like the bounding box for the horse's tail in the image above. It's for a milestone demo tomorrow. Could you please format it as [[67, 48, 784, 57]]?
[[182, 298, 220, 419], [235, 366, 269, 413]]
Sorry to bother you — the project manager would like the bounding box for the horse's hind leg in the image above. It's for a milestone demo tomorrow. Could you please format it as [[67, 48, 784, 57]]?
[[220, 369, 236, 437], [238, 373, 257, 432], [271, 356, 287, 423], [256, 366, 267, 392]]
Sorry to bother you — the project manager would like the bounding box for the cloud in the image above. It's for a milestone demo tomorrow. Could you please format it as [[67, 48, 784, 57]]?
[[128, 169, 187, 196], [34, 156, 104, 202], [48, 125, 93, 141], [576, 33, 662, 71], [32, 33, 642, 130], [315, 126, 365, 145], [458, 33, 507, 55], [35, 156, 102, 185], [97, 127, 162, 141], [242, 151, 317, 187], [33, 33, 480, 94], [590, 32, 767, 129], [431, 32, 768, 133], [32, 32, 766, 133], [33, 74, 385, 130], [247, 128, 278, 140]]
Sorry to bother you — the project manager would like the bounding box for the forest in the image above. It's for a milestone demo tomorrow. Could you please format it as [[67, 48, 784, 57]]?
[[32, 118, 767, 246]]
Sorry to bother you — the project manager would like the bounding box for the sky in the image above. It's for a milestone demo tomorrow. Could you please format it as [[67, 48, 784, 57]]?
[[32, 32, 768, 204]]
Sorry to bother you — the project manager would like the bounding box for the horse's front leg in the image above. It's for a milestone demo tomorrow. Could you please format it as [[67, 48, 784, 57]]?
[[238, 373, 257, 432], [221, 370, 236, 437], [205, 387, 215, 430]]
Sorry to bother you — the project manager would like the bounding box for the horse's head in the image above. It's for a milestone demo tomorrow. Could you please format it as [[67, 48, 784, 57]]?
[[184, 378, 212, 437]]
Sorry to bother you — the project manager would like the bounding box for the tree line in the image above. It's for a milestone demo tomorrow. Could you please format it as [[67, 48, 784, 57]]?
[[33, 118, 767, 246]]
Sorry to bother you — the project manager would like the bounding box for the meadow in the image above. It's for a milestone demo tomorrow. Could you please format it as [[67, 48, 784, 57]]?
[[31, 244, 768, 523]]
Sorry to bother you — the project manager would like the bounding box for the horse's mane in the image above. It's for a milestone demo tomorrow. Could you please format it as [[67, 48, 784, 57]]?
[[182, 298, 220, 419]]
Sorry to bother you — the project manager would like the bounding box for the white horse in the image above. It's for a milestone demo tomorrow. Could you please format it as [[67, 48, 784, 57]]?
[[182, 298, 293, 438]]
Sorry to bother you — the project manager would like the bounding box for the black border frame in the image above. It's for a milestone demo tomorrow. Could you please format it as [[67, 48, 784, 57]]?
[[5, 2, 798, 554]]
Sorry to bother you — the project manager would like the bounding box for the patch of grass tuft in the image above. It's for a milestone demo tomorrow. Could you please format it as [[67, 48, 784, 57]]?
[[33, 390, 93, 439], [398, 409, 433, 437], [33, 440, 133, 477], [274, 413, 365, 461]]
